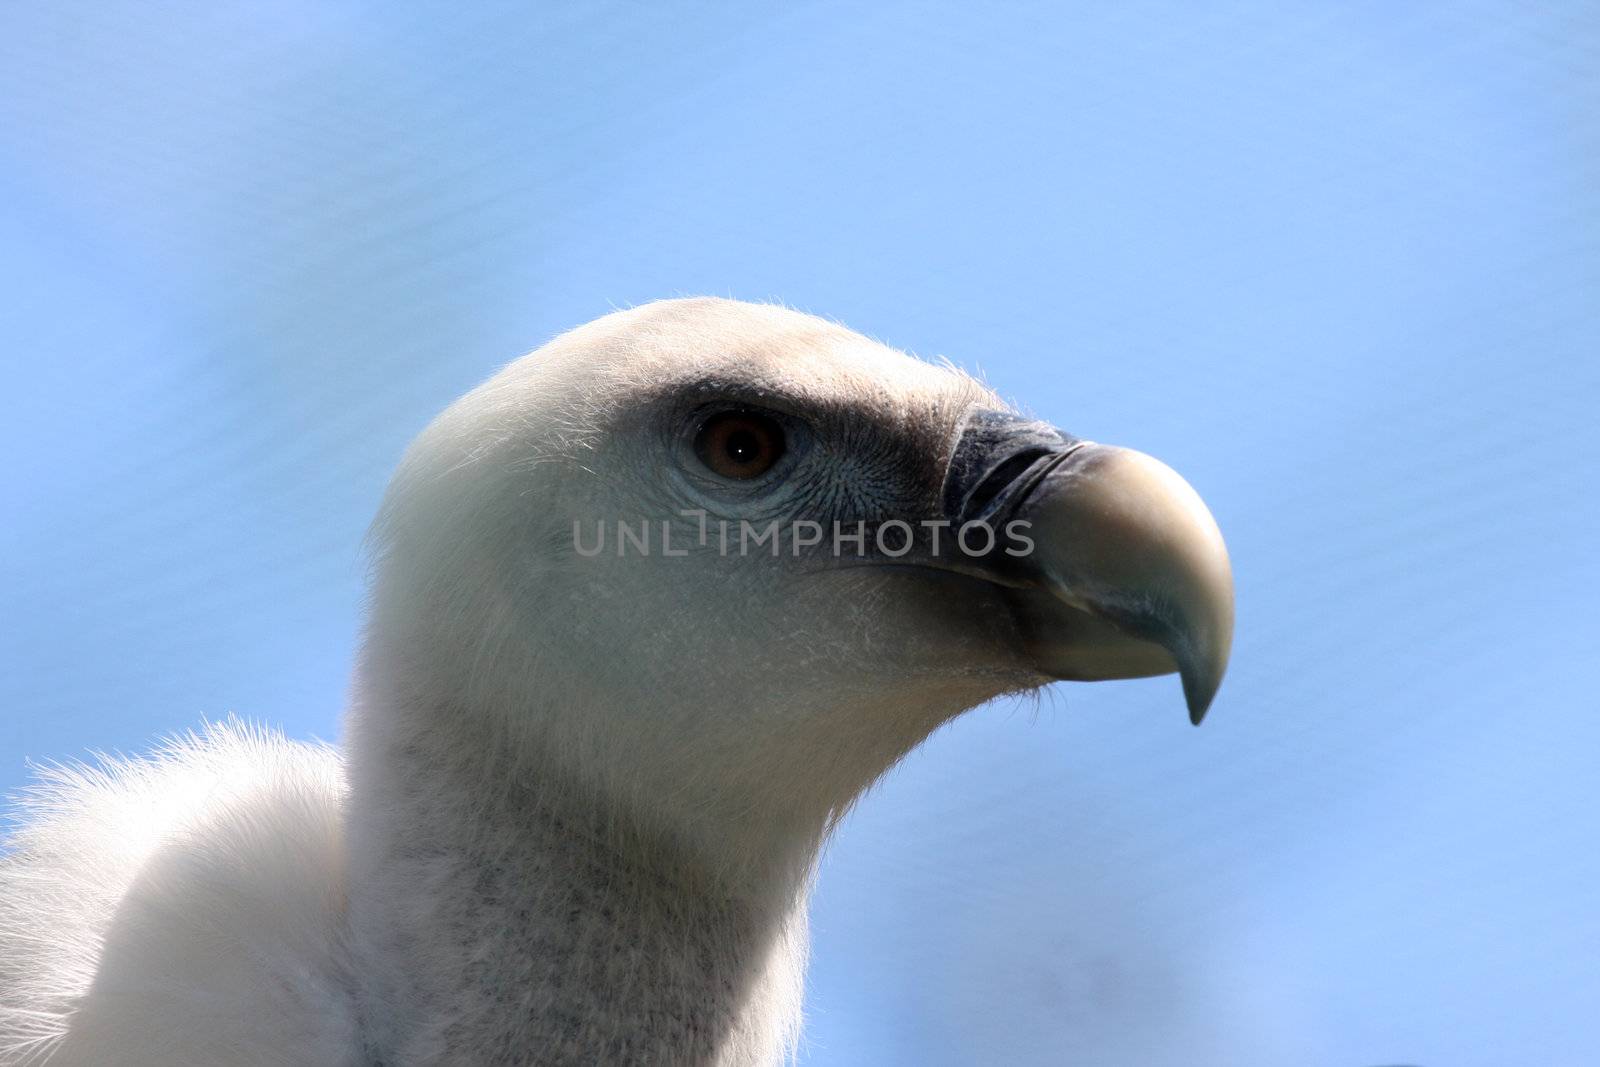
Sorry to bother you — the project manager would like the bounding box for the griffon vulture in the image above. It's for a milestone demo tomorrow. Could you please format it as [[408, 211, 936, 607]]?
[[0, 298, 1232, 1066]]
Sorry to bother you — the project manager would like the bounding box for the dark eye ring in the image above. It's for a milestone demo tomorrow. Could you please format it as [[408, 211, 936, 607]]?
[[693, 411, 786, 480]]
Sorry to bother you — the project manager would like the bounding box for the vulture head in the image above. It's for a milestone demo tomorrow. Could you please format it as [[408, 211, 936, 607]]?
[[0, 297, 1235, 1066], [360, 297, 1232, 887]]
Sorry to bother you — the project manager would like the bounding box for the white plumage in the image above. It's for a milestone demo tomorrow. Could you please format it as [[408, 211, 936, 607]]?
[[1, 724, 355, 1065], [0, 298, 1231, 1065]]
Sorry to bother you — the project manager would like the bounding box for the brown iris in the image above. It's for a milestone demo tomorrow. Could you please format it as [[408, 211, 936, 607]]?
[[694, 411, 785, 480]]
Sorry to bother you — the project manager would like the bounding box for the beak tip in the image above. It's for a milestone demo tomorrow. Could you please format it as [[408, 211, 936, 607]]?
[[1184, 677, 1217, 726], [1178, 628, 1230, 725]]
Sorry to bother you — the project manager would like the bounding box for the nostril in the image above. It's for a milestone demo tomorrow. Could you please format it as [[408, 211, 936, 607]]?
[[940, 410, 1082, 523], [959, 448, 1056, 520]]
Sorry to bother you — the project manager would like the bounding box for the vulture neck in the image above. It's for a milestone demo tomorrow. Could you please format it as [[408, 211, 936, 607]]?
[[343, 672, 813, 1067]]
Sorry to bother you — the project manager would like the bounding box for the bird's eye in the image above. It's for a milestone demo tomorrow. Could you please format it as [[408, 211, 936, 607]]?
[[694, 411, 786, 480]]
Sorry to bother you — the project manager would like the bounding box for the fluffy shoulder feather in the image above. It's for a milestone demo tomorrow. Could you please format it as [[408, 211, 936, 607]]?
[[0, 721, 360, 1067]]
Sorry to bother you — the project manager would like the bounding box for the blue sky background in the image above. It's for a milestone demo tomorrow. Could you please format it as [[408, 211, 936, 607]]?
[[2, 3, 1597, 1064]]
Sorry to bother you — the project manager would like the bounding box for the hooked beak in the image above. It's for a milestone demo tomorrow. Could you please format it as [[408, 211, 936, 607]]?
[[943, 412, 1234, 724]]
